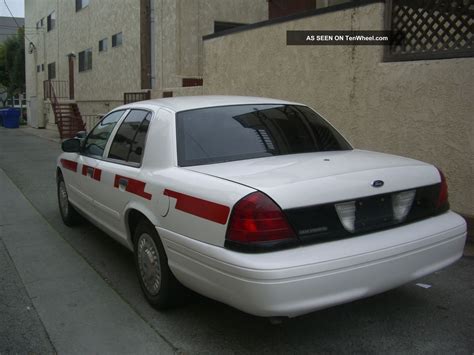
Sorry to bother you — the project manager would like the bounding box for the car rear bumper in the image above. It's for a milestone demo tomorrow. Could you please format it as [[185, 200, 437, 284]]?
[[158, 211, 466, 317]]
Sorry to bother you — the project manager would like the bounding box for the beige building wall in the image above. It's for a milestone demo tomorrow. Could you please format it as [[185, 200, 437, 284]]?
[[25, 0, 268, 121], [202, 2, 474, 216], [25, 0, 141, 119], [153, 0, 268, 91], [25, 0, 57, 127]]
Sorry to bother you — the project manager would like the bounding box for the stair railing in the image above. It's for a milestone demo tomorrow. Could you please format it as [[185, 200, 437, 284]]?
[[43, 80, 86, 139]]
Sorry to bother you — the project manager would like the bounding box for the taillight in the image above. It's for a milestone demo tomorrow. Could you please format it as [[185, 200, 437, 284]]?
[[436, 168, 448, 208], [226, 192, 296, 245]]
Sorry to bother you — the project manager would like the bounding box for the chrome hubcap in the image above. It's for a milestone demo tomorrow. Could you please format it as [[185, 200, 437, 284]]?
[[137, 233, 161, 295], [59, 181, 69, 216]]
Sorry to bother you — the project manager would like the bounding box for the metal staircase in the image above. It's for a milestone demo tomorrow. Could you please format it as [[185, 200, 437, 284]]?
[[44, 80, 85, 139], [51, 102, 85, 139]]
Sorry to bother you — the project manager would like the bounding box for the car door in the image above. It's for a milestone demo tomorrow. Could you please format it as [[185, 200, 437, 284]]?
[[76, 109, 127, 219], [92, 109, 152, 242]]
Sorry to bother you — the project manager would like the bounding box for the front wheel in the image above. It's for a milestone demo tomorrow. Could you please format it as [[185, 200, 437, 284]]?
[[57, 174, 80, 226], [134, 219, 183, 309]]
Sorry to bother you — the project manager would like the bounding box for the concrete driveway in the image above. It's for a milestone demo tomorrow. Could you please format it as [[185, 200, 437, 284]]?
[[1, 127, 473, 354]]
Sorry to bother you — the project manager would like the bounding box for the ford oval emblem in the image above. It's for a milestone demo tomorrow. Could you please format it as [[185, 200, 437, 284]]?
[[372, 180, 384, 188]]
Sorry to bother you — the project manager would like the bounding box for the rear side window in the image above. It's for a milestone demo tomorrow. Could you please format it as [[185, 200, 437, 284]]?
[[84, 110, 125, 158], [108, 110, 151, 164], [176, 104, 351, 166]]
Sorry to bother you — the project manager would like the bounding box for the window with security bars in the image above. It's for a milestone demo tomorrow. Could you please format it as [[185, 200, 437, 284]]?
[[112, 32, 123, 47], [76, 0, 90, 11], [78, 48, 92, 72], [47, 11, 55, 32], [47, 62, 56, 80], [99, 38, 108, 52], [385, 0, 474, 61]]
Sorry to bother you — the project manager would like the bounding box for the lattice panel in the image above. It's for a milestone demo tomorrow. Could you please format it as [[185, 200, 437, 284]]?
[[386, 0, 473, 60]]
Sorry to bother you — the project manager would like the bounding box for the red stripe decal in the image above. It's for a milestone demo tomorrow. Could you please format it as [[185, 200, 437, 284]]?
[[81, 165, 102, 181], [81, 165, 89, 176], [114, 175, 152, 200], [164, 189, 230, 225], [92, 169, 102, 181], [60, 159, 78, 172]]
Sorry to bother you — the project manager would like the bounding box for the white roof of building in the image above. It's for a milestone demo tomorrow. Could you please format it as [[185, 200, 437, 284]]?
[[121, 95, 302, 112]]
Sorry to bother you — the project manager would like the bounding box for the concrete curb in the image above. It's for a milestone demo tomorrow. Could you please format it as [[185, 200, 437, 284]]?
[[0, 168, 174, 354]]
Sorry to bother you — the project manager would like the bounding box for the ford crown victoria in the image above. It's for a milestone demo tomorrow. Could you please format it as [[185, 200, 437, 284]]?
[[57, 96, 466, 317]]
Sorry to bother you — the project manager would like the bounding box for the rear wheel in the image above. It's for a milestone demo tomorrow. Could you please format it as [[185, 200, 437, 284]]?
[[134, 219, 183, 308], [57, 174, 80, 226]]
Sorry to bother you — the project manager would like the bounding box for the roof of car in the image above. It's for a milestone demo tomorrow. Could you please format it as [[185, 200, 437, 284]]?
[[119, 95, 302, 112]]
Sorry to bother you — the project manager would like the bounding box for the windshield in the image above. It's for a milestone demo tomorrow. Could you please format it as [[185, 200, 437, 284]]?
[[176, 104, 352, 167]]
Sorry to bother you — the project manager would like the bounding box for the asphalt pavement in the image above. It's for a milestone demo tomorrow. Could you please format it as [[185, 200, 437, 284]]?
[[0, 126, 473, 354]]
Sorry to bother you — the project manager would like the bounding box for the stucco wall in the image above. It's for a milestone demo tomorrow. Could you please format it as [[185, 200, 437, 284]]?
[[203, 2, 474, 216], [154, 0, 268, 90], [25, 0, 56, 127], [61, 1, 142, 103], [25, 0, 268, 117], [25, 0, 141, 121], [25, 0, 141, 102]]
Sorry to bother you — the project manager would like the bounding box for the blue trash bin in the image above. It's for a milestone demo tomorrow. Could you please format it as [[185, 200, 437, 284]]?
[[0, 108, 9, 127], [4, 108, 21, 128]]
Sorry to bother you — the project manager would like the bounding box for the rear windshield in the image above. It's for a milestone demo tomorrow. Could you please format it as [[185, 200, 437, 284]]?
[[176, 104, 352, 167]]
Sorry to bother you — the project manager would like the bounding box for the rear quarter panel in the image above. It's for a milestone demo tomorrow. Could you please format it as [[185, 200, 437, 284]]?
[[144, 167, 254, 247], [134, 108, 255, 247]]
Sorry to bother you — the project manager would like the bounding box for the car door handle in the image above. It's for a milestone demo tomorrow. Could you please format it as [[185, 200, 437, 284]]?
[[118, 178, 128, 191]]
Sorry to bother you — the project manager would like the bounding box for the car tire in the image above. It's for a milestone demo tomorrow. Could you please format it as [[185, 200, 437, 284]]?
[[57, 173, 81, 226], [133, 219, 183, 309]]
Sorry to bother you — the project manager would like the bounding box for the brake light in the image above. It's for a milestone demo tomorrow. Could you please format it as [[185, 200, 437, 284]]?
[[226, 192, 296, 244], [436, 168, 448, 208]]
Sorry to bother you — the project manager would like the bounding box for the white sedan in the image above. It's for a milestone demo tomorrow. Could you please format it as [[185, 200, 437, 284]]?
[[57, 96, 466, 318]]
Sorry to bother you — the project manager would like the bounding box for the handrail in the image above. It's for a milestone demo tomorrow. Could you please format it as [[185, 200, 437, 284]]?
[[43, 80, 69, 100], [44, 80, 65, 124], [123, 90, 151, 104], [82, 114, 102, 131], [43, 80, 86, 139]]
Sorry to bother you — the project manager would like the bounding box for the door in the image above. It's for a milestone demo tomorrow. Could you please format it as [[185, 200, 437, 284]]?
[[28, 96, 42, 128], [75, 109, 127, 218], [93, 109, 152, 242]]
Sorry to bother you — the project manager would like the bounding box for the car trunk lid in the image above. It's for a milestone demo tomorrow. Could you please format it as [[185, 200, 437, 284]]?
[[186, 150, 445, 248], [185, 149, 440, 209]]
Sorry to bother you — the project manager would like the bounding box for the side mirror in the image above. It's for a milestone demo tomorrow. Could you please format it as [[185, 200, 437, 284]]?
[[61, 138, 81, 153]]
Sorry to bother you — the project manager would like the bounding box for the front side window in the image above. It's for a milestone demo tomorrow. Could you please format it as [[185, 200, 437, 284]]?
[[47, 62, 56, 79], [78, 48, 92, 72], [176, 104, 351, 166], [83, 110, 125, 157], [108, 110, 151, 164], [47, 11, 55, 31], [112, 32, 123, 47]]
